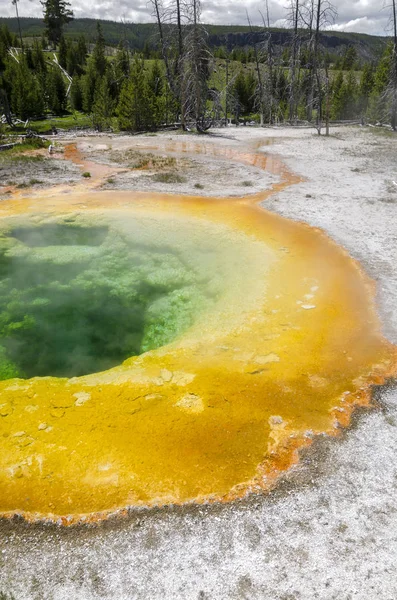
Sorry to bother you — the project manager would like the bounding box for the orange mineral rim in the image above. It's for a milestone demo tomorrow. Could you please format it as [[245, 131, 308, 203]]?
[[0, 140, 395, 525]]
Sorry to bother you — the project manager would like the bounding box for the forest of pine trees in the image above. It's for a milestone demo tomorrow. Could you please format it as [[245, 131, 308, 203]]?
[[0, 8, 396, 132]]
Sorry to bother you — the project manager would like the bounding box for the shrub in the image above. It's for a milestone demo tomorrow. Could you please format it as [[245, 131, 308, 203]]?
[[152, 172, 186, 184]]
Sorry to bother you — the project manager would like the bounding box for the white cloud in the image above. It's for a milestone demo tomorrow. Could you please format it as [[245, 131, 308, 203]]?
[[0, 0, 393, 36], [328, 16, 389, 35]]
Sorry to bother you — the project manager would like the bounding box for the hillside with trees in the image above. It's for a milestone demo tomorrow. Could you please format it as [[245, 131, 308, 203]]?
[[0, 16, 388, 62], [0, 0, 396, 134]]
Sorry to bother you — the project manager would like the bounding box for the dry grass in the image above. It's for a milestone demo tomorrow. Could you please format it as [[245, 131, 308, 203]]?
[[152, 172, 187, 184], [110, 150, 177, 171]]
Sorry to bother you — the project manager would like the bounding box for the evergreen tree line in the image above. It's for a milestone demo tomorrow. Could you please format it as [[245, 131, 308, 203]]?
[[0, 25, 87, 119], [0, 23, 176, 129], [0, 20, 396, 130], [215, 43, 361, 71], [71, 24, 178, 130]]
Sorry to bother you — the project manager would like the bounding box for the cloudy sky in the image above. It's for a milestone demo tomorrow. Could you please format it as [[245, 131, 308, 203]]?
[[1, 0, 394, 36]]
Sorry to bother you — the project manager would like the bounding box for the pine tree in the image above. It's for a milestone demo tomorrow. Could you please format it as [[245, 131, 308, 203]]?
[[142, 40, 151, 59], [244, 71, 257, 114], [330, 71, 358, 120], [46, 67, 66, 114], [116, 81, 132, 130], [214, 47, 227, 60], [0, 31, 7, 73], [30, 38, 47, 103], [25, 47, 34, 70], [147, 61, 166, 126], [92, 23, 107, 77], [41, 0, 73, 48], [113, 42, 130, 99], [81, 60, 97, 113], [332, 70, 344, 96], [31, 38, 47, 73], [92, 74, 114, 130], [368, 43, 393, 123], [233, 71, 247, 115], [77, 35, 87, 68], [6, 57, 45, 119], [0, 24, 13, 53], [331, 71, 346, 119], [115, 42, 129, 78], [344, 70, 358, 118], [70, 75, 83, 111], [148, 60, 163, 98], [359, 64, 375, 116], [81, 26, 107, 113], [117, 57, 153, 131], [66, 42, 78, 75], [65, 36, 86, 77], [58, 34, 68, 69], [341, 46, 358, 71]]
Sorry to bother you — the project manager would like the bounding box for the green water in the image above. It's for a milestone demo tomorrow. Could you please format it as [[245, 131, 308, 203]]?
[[0, 219, 215, 379]]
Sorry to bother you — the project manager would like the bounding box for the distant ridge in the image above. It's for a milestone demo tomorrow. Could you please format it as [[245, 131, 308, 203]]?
[[0, 16, 388, 60]]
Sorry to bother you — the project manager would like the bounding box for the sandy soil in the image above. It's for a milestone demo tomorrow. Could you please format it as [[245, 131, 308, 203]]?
[[0, 148, 82, 197], [1, 125, 397, 600]]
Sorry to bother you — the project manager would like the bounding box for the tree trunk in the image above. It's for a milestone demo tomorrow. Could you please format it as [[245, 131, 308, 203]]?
[[151, 0, 173, 94], [13, 0, 24, 50], [325, 62, 330, 136], [391, 0, 397, 130], [247, 11, 265, 126], [225, 58, 229, 126], [289, 0, 300, 123], [175, 0, 186, 128], [0, 90, 13, 127], [313, 0, 322, 133]]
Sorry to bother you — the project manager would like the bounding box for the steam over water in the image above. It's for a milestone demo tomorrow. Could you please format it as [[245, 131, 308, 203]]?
[[0, 212, 269, 380], [0, 219, 208, 378]]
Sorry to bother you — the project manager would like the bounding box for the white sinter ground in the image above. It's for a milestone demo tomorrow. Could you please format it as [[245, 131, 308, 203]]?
[[1, 125, 396, 600]]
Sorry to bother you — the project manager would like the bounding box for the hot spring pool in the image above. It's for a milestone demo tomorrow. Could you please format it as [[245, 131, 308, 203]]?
[[0, 182, 394, 524]]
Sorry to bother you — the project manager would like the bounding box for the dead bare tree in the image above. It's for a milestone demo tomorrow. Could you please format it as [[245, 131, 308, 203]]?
[[182, 0, 213, 130], [299, 0, 315, 121], [150, 0, 187, 125], [286, 0, 302, 122], [150, 0, 212, 130], [225, 57, 229, 125], [300, 0, 336, 133], [324, 59, 330, 135], [246, 11, 266, 126], [11, 0, 23, 50], [391, 0, 397, 129], [8, 47, 20, 63], [51, 52, 73, 95], [217, 58, 239, 126], [151, 0, 172, 88], [259, 2, 276, 124]]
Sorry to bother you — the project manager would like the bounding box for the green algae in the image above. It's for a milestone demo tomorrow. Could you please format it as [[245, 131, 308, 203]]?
[[0, 217, 217, 379]]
